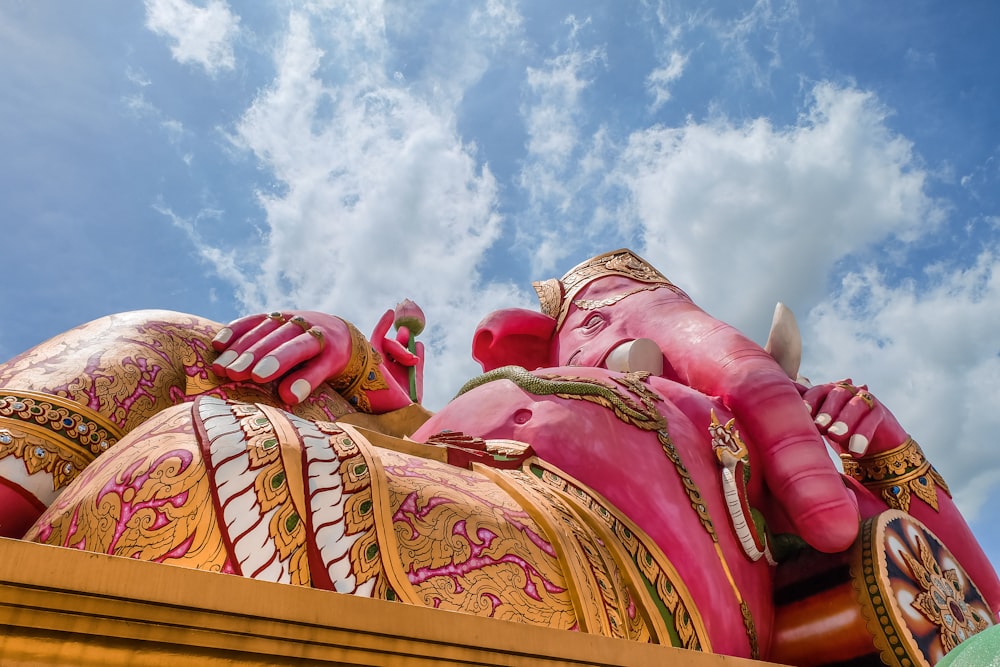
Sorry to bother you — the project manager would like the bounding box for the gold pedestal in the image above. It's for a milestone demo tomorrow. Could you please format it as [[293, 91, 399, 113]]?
[[0, 538, 779, 666]]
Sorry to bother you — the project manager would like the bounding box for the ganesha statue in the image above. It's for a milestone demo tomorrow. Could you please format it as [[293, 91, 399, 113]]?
[[0, 249, 996, 665]]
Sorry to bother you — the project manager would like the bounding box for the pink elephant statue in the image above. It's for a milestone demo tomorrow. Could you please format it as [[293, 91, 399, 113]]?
[[2, 249, 996, 665]]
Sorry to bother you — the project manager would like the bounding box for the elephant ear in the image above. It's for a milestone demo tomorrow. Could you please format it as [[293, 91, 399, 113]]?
[[472, 308, 556, 372], [764, 302, 802, 381]]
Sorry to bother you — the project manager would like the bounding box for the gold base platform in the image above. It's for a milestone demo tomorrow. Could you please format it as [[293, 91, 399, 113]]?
[[0, 538, 780, 666]]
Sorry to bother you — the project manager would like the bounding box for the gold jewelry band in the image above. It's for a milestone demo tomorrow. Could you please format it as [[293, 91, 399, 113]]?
[[841, 438, 950, 512], [329, 320, 389, 412], [307, 327, 325, 350], [0, 390, 125, 490]]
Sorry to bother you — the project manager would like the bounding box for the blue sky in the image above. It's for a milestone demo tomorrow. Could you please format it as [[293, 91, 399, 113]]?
[[2, 1, 998, 568]]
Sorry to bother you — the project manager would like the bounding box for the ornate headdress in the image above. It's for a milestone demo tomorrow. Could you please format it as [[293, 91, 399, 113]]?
[[532, 249, 686, 330]]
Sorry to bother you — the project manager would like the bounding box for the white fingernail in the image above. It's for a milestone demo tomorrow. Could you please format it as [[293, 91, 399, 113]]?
[[849, 434, 869, 455], [829, 421, 848, 436], [253, 356, 280, 379], [815, 413, 831, 427], [228, 352, 254, 373], [215, 350, 238, 367], [213, 327, 233, 345], [291, 379, 311, 403]]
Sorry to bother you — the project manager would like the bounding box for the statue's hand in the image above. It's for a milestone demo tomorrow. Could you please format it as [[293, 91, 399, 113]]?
[[800, 380, 908, 457], [369, 308, 425, 404], [211, 310, 420, 411], [211, 311, 354, 404]]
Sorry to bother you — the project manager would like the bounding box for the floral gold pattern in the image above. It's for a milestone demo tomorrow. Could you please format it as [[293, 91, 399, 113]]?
[[851, 511, 993, 666], [309, 420, 396, 600], [901, 532, 989, 653], [0, 311, 354, 436], [0, 390, 125, 492], [25, 405, 231, 571], [494, 467, 632, 640], [529, 460, 709, 651], [379, 447, 579, 629], [329, 320, 389, 412], [841, 438, 950, 512], [230, 402, 310, 585]]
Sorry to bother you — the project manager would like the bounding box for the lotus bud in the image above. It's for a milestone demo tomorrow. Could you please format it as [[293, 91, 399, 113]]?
[[393, 299, 426, 336], [393, 299, 425, 403]]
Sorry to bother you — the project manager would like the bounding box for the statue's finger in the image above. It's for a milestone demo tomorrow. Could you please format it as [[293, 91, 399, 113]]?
[[214, 317, 287, 380], [369, 309, 395, 350], [277, 357, 334, 405], [212, 312, 283, 351], [812, 381, 856, 431], [841, 409, 883, 457], [823, 391, 876, 443], [248, 328, 321, 382], [382, 331, 419, 366], [799, 383, 834, 417]]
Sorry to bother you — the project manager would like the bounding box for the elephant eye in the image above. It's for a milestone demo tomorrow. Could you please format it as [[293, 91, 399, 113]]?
[[580, 312, 605, 334]]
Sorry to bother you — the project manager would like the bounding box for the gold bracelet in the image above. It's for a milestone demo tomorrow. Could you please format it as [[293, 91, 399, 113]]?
[[841, 437, 950, 513], [329, 320, 389, 413]]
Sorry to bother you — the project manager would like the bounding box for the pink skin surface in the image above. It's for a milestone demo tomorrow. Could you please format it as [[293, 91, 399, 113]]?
[[211, 309, 422, 412], [414, 367, 774, 658], [802, 381, 1000, 617], [474, 275, 860, 554]]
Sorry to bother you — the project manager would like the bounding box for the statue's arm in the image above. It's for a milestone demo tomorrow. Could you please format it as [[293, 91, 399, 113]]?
[[803, 380, 1000, 616], [212, 309, 422, 413]]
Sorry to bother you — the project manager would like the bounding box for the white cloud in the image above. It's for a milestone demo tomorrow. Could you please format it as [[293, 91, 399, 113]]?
[[613, 83, 940, 337], [518, 29, 608, 273], [714, 0, 802, 90], [144, 0, 240, 76], [185, 7, 528, 408], [646, 0, 804, 92], [125, 66, 152, 87], [805, 250, 1000, 521], [646, 51, 688, 111]]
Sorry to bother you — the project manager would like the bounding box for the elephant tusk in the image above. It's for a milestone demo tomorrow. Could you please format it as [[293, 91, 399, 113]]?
[[604, 338, 664, 375], [763, 302, 802, 381]]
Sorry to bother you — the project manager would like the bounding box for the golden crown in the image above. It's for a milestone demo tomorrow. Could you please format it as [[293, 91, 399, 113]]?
[[532, 249, 684, 329]]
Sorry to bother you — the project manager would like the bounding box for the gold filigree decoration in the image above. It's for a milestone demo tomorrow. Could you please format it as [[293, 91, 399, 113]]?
[[25, 405, 229, 571], [0, 425, 93, 491], [531, 461, 708, 651], [841, 438, 951, 512], [571, 283, 672, 311], [532, 249, 687, 329], [319, 423, 395, 599], [0, 312, 354, 433], [329, 320, 389, 413], [0, 391, 123, 454], [902, 536, 990, 653], [379, 447, 579, 629], [230, 402, 310, 586], [0, 390, 125, 490], [500, 467, 631, 639]]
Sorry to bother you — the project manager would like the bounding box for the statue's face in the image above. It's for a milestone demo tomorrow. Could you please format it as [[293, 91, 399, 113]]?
[[554, 275, 685, 371]]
